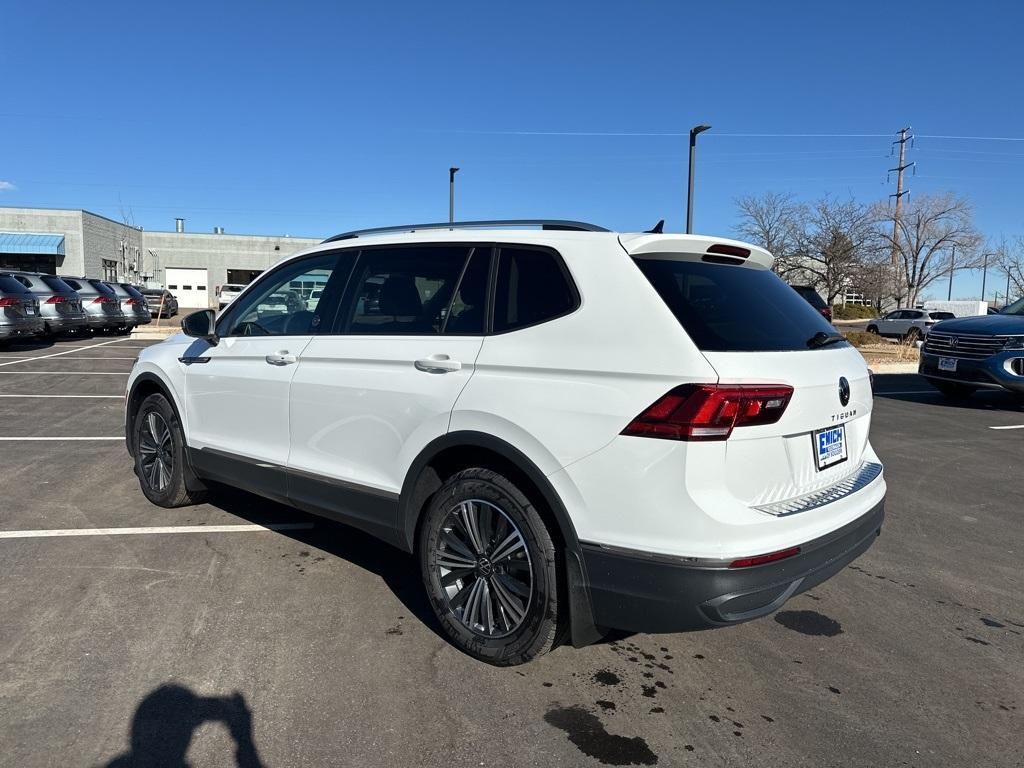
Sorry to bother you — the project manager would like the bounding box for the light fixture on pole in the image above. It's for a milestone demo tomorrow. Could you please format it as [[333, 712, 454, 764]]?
[[686, 124, 711, 234], [449, 167, 459, 224]]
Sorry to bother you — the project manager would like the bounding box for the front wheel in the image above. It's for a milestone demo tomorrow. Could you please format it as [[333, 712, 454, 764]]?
[[866, 325, 879, 335], [418, 468, 564, 666], [132, 393, 207, 507]]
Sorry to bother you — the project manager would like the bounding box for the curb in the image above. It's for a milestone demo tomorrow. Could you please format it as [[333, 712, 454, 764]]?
[[867, 362, 920, 374]]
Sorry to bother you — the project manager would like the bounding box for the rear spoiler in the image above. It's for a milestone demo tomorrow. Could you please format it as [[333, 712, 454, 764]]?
[[618, 233, 774, 270]]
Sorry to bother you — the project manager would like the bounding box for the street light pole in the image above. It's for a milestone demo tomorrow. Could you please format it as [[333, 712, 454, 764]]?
[[449, 167, 459, 224], [947, 245, 955, 300], [981, 251, 990, 304], [686, 124, 711, 234]]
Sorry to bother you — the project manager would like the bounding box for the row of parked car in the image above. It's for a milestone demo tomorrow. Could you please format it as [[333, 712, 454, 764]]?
[[0, 272, 180, 345]]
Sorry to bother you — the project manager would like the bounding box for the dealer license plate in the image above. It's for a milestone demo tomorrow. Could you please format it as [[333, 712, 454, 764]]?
[[813, 424, 848, 471], [938, 357, 958, 372]]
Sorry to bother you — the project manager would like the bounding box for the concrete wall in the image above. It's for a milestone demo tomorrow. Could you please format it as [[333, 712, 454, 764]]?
[[81, 211, 143, 280], [0, 207, 86, 274], [142, 230, 321, 307], [0, 207, 322, 308]]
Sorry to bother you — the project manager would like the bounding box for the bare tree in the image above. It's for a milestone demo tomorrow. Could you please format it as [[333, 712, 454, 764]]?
[[998, 237, 1024, 305], [735, 193, 874, 304], [870, 193, 981, 307], [734, 192, 804, 278], [795, 197, 875, 305]]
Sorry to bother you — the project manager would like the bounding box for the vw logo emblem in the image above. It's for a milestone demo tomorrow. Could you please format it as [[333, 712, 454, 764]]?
[[839, 377, 851, 407], [949, 337, 959, 347]]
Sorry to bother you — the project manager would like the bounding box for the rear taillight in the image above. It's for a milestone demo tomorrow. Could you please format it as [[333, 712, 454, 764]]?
[[0, 297, 21, 307], [621, 384, 794, 441], [126, 299, 141, 306], [92, 296, 112, 304], [729, 546, 801, 569], [46, 295, 69, 304], [819, 307, 832, 320]]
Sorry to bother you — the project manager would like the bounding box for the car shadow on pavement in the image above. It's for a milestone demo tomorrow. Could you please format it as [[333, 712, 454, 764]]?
[[204, 485, 445, 641], [100, 685, 265, 768]]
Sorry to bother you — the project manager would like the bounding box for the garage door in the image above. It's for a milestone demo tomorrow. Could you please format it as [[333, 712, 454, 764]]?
[[165, 268, 209, 309]]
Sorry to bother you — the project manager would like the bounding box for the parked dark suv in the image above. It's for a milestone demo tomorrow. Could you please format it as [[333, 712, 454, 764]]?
[[790, 285, 832, 322], [919, 297, 1024, 398]]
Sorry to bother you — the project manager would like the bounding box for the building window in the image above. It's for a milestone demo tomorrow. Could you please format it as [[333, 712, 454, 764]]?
[[102, 259, 118, 281]]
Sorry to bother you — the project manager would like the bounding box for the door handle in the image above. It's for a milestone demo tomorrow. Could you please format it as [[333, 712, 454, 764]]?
[[265, 351, 298, 366], [414, 355, 462, 373]]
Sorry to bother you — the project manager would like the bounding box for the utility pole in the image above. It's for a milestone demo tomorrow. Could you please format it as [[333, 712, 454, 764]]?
[[449, 167, 459, 224], [981, 251, 990, 304], [888, 127, 915, 305], [947, 245, 955, 300]]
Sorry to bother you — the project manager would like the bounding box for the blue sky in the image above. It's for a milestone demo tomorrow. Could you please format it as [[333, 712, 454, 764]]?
[[2, 0, 1022, 300]]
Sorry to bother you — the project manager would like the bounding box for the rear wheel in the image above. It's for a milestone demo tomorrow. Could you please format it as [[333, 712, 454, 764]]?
[[866, 324, 879, 335], [931, 380, 976, 399], [418, 468, 563, 666], [132, 393, 207, 507]]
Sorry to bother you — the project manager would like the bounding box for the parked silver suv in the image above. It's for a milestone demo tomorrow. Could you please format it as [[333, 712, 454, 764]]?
[[0, 273, 44, 344], [11, 272, 89, 338], [62, 277, 127, 333], [867, 309, 954, 342], [107, 282, 152, 330]]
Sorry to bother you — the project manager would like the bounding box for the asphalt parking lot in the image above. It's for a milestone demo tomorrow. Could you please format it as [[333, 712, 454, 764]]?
[[1, 337, 1022, 767]]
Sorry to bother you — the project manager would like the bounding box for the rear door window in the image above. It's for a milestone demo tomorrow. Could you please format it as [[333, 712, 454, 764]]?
[[633, 258, 840, 352], [492, 247, 578, 333], [340, 246, 471, 335]]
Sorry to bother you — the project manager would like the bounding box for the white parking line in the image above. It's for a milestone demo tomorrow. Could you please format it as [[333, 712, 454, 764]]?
[[0, 371, 129, 375], [0, 394, 122, 399], [0, 436, 123, 441], [0, 339, 130, 368], [0, 523, 315, 539], [989, 424, 1024, 430]]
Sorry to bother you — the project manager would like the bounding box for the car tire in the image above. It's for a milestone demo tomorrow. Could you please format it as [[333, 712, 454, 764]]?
[[132, 392, 207, 507], [866, 325, 878, 334], [931, 380, 976, 399], [418, 468, 564, 666]]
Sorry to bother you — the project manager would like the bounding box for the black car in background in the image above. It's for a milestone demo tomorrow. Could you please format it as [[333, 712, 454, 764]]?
[[919, 297, 1024, 399], [140, 288, 179, 318], [790, 284, 832, 322]]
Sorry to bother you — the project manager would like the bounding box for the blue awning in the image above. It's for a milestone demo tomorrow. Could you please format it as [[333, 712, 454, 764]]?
[[0, 232, 66, 255]]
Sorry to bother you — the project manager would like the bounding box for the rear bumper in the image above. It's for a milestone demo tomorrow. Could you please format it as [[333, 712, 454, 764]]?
[[0, 318, 44, 339], [581, 498, 884, 633], [919, 351, 1024, 394], [44, 315, 89, 331]]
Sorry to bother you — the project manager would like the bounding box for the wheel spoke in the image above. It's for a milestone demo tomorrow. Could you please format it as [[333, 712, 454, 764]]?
[[459, 501, 486, 555], [489, 531, 525, 564], [463, 578, 485, 629], [440, 529, 476, 562], [436, 552, 476, 570], [156, 458, 169, 490], [448, 577, 475, 611], [481, 579, 495, 635], [496, 571, 530, 598], [146, 412, 160, 445], [491, 574, 527, 626]]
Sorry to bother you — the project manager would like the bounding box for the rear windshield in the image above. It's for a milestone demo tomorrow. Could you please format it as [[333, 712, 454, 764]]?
[[928, 311, 955, 320], [88, 280, 117, 297], [41, 275, 74, 292], [222, 284, 245, 291], [634, 258, 842, 352], [791, 285, 827, 309], [141, 289, 164, 296], [63, 278, 85, 291], [122, 285, 146, 300], [0, 275, 29, 293]]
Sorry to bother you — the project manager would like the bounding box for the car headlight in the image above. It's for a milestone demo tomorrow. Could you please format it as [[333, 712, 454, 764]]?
[[1003, 336, 1024, 350]]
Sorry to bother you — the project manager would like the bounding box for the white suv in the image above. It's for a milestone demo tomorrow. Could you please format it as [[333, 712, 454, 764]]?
[[217, 283, 246, 310], [125, 219, 886, 666]]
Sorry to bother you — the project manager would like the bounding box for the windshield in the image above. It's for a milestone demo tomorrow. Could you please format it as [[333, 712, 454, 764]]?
[[929, 312, 955, 320], [634, 258, 843, 352], [1002, 297, 1024, 315]]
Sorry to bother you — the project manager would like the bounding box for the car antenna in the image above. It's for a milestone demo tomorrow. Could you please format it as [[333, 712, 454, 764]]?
[[645, 219, 665, 234]]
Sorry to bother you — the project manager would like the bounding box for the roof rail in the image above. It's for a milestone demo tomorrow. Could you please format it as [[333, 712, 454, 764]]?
[[322, 219, 610, 243]]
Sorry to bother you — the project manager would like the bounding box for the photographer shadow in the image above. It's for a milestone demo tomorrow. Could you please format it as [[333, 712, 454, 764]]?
[[102, 685, 264, 768]]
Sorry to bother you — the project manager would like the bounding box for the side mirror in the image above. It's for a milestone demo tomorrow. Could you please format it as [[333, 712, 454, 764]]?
[[181, 309, 219, 345]]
